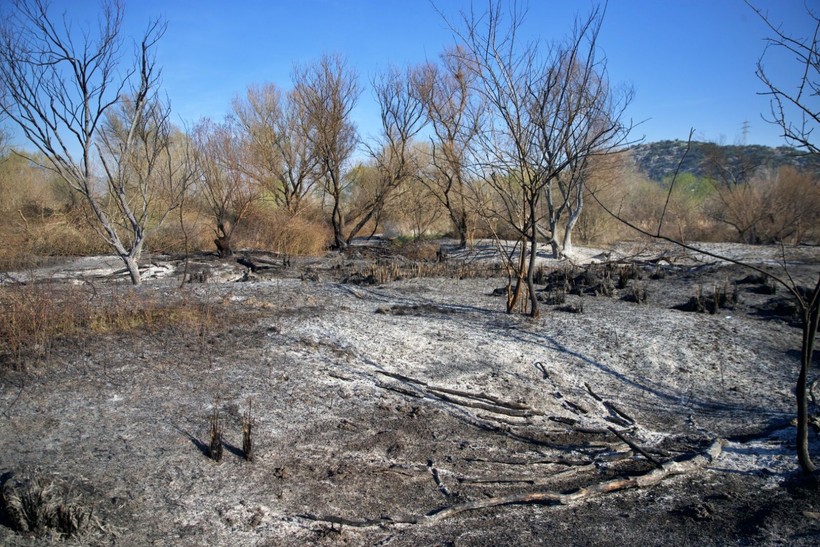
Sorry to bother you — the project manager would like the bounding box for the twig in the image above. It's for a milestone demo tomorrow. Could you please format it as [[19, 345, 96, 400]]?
[[242, 398, 254, 462], [603, 401, 635, 425], [607, 426, 661, 467], [2, 375, 26, 419], [427, 385, 532, 411], [657, 129, 695, 237], [584, 382, 603, 401]]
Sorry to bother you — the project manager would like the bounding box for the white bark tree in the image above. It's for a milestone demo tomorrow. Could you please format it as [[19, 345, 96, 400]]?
[[0, 0, 173, 285]]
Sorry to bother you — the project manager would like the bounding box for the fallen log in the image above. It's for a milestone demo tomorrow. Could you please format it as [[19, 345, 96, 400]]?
[[425, 439, 724, 523], [299, 439, 724, 528]]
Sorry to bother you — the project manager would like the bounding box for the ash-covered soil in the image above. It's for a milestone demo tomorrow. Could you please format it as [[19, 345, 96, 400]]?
[[1, 240, 819, 546]]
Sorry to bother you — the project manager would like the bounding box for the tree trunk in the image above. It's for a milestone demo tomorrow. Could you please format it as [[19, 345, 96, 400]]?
[[562, 230, 573, 255], [796, 283, 820, 474], [123, 255, 141, 285], [215, 235, 233, 258], [550, 238, 562, 259], [453, 208, 468, 249], [346, 194, 388, 245], [507, 238, 527, 314], [563, 208, 582, 254], [527, 214, 539, 318], [331, 199, 346, 250]]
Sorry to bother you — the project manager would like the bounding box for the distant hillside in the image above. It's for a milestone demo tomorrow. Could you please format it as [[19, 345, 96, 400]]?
[[629, 140, 820, 182]]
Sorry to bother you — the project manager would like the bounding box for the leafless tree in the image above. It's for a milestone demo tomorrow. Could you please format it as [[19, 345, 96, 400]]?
[[593, 133, 819, 475], [346, 65, 426, 243], [537, 45, 635, 256], [292, 54, 360, 250], [192, 117, 260, 258], [232, 83, 318, 215], [402, 151, 447, 239], [413, 48, 482, 248], [448, 1, 633, 317], [750, 0, 820, 474], [97, 94, 193, 259], [702, 142, 767, 243], [0, 0, 171, 285], [751, 2, 819, 155]]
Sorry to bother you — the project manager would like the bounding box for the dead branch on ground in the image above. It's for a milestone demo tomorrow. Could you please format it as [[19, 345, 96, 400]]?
[[299, 439, 724, 527]]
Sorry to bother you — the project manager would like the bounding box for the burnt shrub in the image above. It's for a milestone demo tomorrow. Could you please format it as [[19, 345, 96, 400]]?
[[555, 303, 584, 314], [538, 289, 566, 305], [621, 283, 648, 305], [616, 264, 640, 289], [0, 472, 97, 538], [673, 283, 737, 314]]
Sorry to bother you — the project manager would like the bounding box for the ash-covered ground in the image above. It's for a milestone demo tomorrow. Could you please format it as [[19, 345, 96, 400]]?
[[1, 240, 819, 546]]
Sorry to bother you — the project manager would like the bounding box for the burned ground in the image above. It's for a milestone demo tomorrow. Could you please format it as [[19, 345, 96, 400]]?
[[0, 241, 819, 545]]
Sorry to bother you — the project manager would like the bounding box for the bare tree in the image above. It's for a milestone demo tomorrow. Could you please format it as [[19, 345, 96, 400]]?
[[414, 48, 482, 248], [751, 2, 820, 155], [192, 117, 260, 258], [346, 65, 426, 243], [97, 94, 193, 260], [292, 54, 360, 250], [750, 0, 820, 474], [401, 149, 447, 239], [530, 11, 635, 258], [702, 142, 767, 243], [593, 133, 819, 475], [0, 0, 170, 285], [449, 1, 633, 317], [232, 83, 318, 215]]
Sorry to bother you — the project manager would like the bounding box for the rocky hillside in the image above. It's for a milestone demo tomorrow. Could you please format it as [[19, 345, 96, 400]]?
[[629, 140, 820, 182]]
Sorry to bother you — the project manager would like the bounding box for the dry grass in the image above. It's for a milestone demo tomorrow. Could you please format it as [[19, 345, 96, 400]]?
[[389, 239, 442, 261], [0, 213, 109, 271], [0, 282, 239, 370], [233, 205, 332, 256], [354, 259, 502, 285], [0, 472, 100, 539]]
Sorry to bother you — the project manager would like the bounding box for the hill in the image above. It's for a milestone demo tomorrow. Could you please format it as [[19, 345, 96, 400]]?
[[629, 140, 820, 182]]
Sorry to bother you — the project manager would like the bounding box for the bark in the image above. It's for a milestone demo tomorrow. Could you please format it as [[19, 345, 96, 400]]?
[[562, 229, 573, 255], [214, 236, 233, 258], [562, 203, 583, 254], [527, 203, 540, 318], [797, 279, 820, 474], [123, 256, 141, 286], [331, 199, 347, 250], [507, 238, 527, 314]]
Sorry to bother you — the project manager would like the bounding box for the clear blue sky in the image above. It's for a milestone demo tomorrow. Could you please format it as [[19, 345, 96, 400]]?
[[7, 0, 819, 148]]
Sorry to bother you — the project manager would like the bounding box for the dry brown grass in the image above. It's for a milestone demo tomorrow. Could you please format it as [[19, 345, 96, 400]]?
[[0, 472, 100, 538], [0, 210, 109, 271], [232, 204, 332, 256], [0, 282, 240, 370], [708, 166, 820, 244], [145, 209, 214, 254], [356, 259, 501, 285], [389, 239, 441, 261]]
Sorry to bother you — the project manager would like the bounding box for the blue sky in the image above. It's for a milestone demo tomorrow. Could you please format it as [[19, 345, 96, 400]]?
[[7, 0, 819, 148]]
